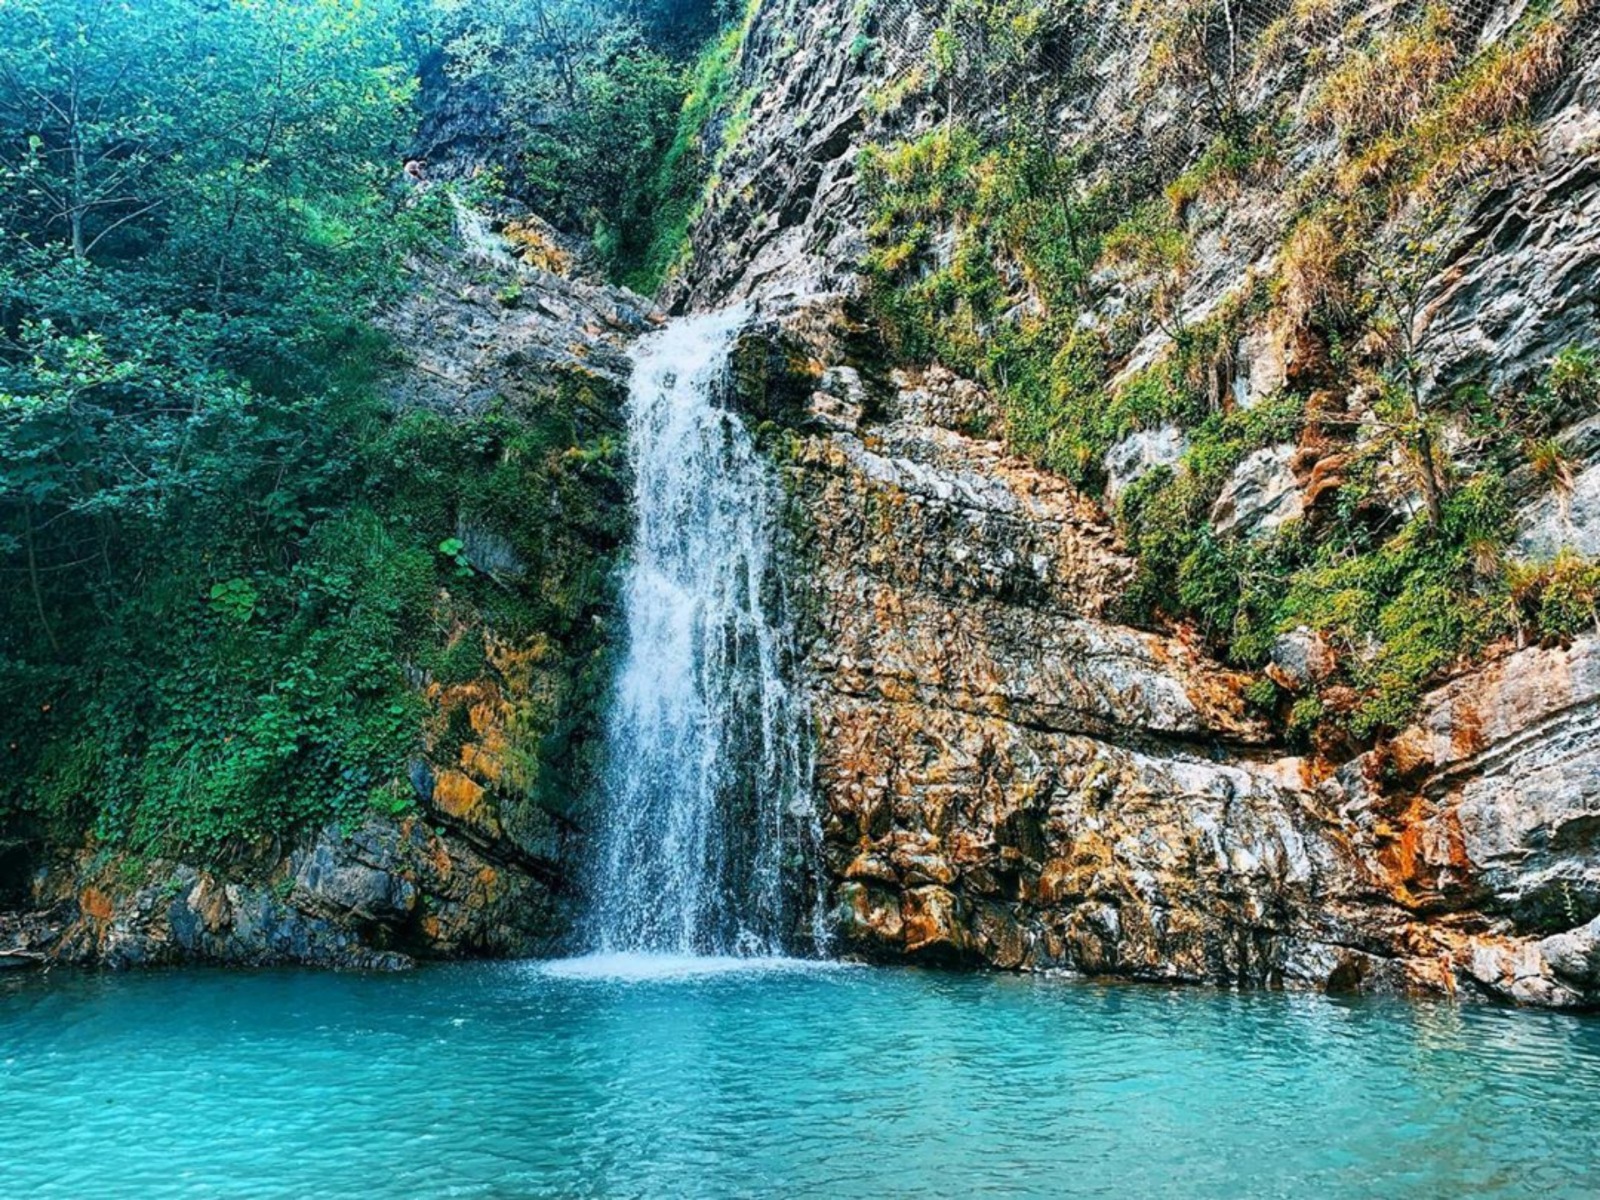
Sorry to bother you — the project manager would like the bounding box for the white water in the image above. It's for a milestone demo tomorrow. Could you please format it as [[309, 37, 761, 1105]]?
[[537, 953, 847, 983], [585, 310, 824, 959]]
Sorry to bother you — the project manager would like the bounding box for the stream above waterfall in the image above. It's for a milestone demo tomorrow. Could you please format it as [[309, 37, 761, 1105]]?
[[5, 963, 1600, 1199]]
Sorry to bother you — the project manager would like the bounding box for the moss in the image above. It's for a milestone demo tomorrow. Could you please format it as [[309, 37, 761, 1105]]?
[[856, 2, 1600, 750], [622, 1, 760, 294]]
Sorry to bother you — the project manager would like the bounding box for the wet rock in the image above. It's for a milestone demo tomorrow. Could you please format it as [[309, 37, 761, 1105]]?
[[836, 881, 903, 949], [27, 810, 564, 971], [1462, 936, 1592, 1009], [901, 886, 970, 960]]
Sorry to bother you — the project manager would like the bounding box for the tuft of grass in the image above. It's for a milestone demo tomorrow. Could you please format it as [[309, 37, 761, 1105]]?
[[1311, 5, 1459, 146], [1509, 551, 1600, 643], [1277, 210, 1351, 330]]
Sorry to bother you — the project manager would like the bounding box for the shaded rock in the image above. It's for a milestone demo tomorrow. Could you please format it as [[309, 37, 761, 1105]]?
[[835, 881, 903, 949], [457, 519, 526, 582], [902, 886, 970, 960], [290, 824, 418, 922]]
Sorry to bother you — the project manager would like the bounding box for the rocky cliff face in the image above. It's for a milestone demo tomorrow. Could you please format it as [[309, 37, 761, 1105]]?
[[13, 0, 1598, 1005], [714, 304, 1599, 1006], [694, 0, 1600, 1006]]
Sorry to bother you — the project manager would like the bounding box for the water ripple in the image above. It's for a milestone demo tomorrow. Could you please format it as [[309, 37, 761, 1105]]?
[[3, 965, 1599, 1198]]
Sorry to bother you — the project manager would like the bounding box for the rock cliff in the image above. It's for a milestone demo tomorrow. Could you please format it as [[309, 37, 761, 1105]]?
[[10, 0, 1598, 1006], [693, 0, 1600, 1006], [733, 335, 1597, 1004]]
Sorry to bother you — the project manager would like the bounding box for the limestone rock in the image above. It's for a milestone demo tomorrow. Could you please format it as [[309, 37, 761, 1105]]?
[[290, 824, 419, 922], [1103, 425, 1189, 505], [1335, 637, 1600, 928], [1210, 444, 1305, 539], [1421, 53, 1600, 401], [1540, 915, 1600, 994], [748, 299, 1600, 1006], [1516, 462, 1600, 561], [1231, 325, 1289, 410], [35, 813, 563, 970]]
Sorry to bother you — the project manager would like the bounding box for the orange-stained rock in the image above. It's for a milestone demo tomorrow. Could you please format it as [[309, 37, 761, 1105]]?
[[80, 887, 114, 922], [901, 886, 969, 959], [433, 770, 488, 821], [767, 319, 1600, 1005]]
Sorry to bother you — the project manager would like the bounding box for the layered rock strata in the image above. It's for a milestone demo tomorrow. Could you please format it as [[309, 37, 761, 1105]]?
[[752, 325, 1600, 1007]]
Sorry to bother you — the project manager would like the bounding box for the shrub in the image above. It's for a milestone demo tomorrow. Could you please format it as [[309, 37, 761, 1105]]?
[[1509, 552, 1600, 642]]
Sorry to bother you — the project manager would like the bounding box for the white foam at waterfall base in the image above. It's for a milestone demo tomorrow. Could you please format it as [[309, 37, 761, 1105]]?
[[585, 308, 827, 959], [536, 953, 850, 983]]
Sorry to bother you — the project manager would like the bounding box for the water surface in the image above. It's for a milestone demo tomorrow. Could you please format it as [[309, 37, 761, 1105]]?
[[4, 960, 1598, 1198]]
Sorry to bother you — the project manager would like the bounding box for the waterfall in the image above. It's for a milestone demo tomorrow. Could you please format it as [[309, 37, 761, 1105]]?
[[587, 310, 823, 959]]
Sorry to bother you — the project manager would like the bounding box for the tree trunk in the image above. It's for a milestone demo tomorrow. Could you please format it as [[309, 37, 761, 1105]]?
[[24, 506, 61, 656]]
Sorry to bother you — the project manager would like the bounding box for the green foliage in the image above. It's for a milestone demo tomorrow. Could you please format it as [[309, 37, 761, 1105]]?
[[208, 580, 261, 626], [0, 0, 624, 860], [862, 125, 1136, 487], [1546, 346, 1600, 416], [437, 0, 750, 291], [859, 4, 1600, 749], [1117, 396, 1305, 637], [1509, 552, 1600, 643], [618, 8, 755, 293]]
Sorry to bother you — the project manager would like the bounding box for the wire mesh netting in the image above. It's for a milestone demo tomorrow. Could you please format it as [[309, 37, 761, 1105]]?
[[858, 0, 1600, 190]]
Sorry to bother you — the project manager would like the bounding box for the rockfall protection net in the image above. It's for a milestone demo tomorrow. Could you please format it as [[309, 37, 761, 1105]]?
[[857, 0, 1600, 189]]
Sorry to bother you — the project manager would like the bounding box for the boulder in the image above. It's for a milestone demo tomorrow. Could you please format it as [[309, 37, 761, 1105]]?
[[1211, 444, 1305, 539], [1267, 628, 1337, 692], [1103, 425, 1188, 504]]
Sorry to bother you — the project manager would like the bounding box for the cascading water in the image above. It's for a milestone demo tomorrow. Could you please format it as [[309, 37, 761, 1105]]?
[[586, 310, 824, 959]]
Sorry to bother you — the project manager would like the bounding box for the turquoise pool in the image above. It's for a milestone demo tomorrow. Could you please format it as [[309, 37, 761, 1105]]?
[[3, 957, 1597, 1198]]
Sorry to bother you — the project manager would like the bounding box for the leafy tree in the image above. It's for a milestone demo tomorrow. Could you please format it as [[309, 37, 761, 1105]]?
[[432, 0, 738, 280], [0, 0, 436, 856]]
